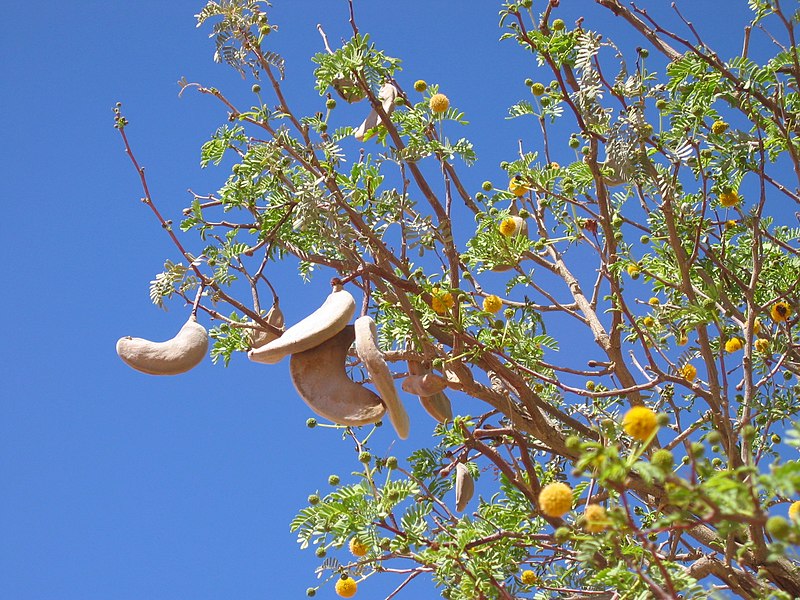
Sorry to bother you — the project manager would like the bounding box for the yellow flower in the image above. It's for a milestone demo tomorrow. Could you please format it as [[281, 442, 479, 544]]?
[[676, 332, 688, 346], [349, 538, 368, 557], [711, 120, 728, 135], [499, 217, 520, 237], [622, 406, 659, 442], [643, 316, 655, 328], [429, 93, 450, 114], [679, 363, 697, 382], [483, 294, 503, 314], [583, 504, 608, 533], [725, 220, 737, 230], [725, 338, 743, 353], [719, 190, 740, 207], [509, 176, 530, 197], [538, 482, 573, 518], [335, 576, 358, 598], [430, 288, 455, 315], [754, 338, 770, 353], [753, 319, 762, 335], [789, 501, 800, 521], [648, 297, 660, 306], [413, 80, 427, 92], [520, 570, 538, 585], [627, 264, 640, 278], [770, 301, 792, 323]]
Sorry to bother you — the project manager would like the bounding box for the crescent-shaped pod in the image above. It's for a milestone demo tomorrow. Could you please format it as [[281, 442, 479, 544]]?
[[249, 285, 355, 365], [289, 325, 386, 426], [354, 316, 410, 439], [455, 462, 475, 512], [116, 315, 208, 376]]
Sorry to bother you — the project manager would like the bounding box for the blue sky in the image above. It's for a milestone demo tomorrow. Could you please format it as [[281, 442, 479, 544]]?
[[0, 2, 766, 599]]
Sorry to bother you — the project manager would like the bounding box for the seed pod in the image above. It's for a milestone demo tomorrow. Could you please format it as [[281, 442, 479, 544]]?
[[406, 360, 453, 422], [331, 76, 367, 103], [455, 463, 474, 512], [116, 315, 208, 376], [401, 372, 448, 396], [248, 299, 285, 348], [249, 285, 355, 364], [290, 325, 386, 426], [419, 391, 453, 423], [354, 83, 398, 142], [354, 316, 409, 439]]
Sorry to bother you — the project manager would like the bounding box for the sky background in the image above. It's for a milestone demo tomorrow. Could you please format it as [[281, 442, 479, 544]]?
[[0, 2, 770, 599]]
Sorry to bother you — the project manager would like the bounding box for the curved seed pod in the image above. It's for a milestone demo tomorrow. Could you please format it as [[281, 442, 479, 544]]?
[[332, 76, 367, 103], [290, 325, 386, 426], [401, 373, 448, 397], [419, 391, 453, 423], [248, 300, 285, 348], [354, 316, 409, 439], [116, 315, 208, 376], [455, 463, 475, 512], [354, 83, 398, 142], [248, 285, 355, 365]]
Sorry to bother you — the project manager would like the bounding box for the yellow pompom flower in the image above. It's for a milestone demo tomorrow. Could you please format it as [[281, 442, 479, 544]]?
[[583, 504, 608, 533], [725, 219, 737, 230], [648, 297, 660, 306], [335, 576, 358, 598], [622, 406, 659, 442], [725, 337, 743, 353], [753, 319, 762, 335], [520, 570, 538, 585], [538, 482, 573, 517], [676, 332, 688, 346], [711, 120, 729, 135], [643, 316, 655, 328], [509, 176, 530, 197], [483, 294, 503, 314], [719, 190, 740, 207], [413, 80, 427, 92], [770, 301, 792, 323], [627, 264, 640, 278], [789, 501, 800, 521], [429, 93, 450, 114], [430, 288, 455, 315], [348, 538, 368, 557], [754, 338, 770, 353], [679, 363, 697, 382], [499, 217, 520, 237]]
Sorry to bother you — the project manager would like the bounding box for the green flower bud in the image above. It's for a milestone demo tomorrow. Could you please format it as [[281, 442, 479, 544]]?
[[650, 449, 674, 473], [308, 494, 320, 505], [482, 181, 493, 191], [358, 451, 372, 464], [328, 474, 340, 486], [251, 84, 261, 94], [306, 418, 317, 428], [386, 456, 398, 469], [326, 98, 337, 109], [766, 516, 790, 540], [552, 18, 565, 31], [315, 546, 327, 558]]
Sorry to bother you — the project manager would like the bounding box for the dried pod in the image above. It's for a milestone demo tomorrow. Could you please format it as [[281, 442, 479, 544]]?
[[290, 325, 386, 426], [332, 76, 367, 103], [354, 316, 409, 439], [248, 285, 354, 365], [419, 391, 453, 423], [248, 299, 285, 348], [116, 315, 208, 376], [444, 361, 475, 390], [354, 83, 398, 142], [455, 463, 475, 512], [401, 373, 448, 397]]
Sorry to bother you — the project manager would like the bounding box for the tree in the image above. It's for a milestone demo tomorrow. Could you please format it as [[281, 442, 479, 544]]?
[[114, 0, 800, 597]]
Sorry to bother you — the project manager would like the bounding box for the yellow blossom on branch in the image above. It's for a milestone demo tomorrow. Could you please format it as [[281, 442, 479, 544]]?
[[622, 406, 659, 442]]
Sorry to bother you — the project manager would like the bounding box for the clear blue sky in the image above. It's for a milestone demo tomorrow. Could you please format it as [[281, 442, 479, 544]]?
[[1, 2, 762, 599]]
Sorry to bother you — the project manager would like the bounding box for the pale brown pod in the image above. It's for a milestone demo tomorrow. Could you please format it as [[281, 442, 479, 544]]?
[[419, 391, 453, 423], [248, 285, 355, 365], [332, 76, 367, 103], [455, 463, 475, 512], [116, 315, 208, 376], [401, 373, 448, 397], [248, 300, 285, 348], [354, 316, 409, 439], [354, 83, 398, 142], [289, 325, 386, 426]]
